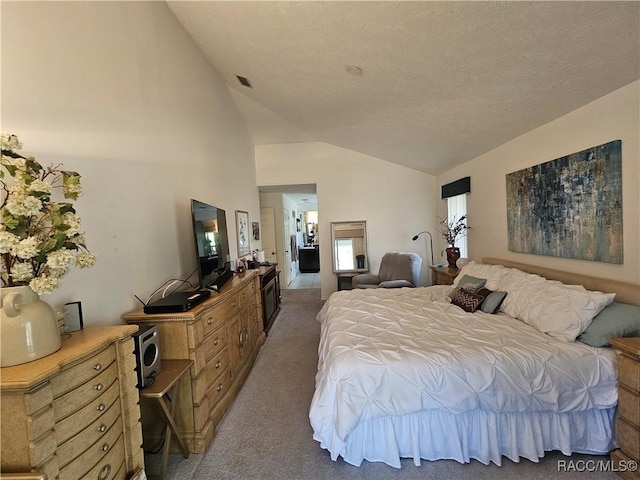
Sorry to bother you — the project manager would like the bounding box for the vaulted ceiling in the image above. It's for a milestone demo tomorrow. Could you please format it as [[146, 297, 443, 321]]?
[[167, 1, 639, 175]]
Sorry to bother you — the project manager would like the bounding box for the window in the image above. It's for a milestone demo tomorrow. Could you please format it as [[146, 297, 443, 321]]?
[[447, 193, 467, 258], [335, 239, 355, 270]]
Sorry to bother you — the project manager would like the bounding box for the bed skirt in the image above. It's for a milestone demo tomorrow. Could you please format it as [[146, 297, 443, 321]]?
[[315, 407, 617, 468]]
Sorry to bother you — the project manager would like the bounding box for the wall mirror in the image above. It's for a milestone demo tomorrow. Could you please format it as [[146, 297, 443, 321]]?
[[331, 221, 368, 273]]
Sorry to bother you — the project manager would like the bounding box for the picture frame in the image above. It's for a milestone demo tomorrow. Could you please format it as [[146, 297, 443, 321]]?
[[252, 221, 260, 241], [235, 210, 250, 257]]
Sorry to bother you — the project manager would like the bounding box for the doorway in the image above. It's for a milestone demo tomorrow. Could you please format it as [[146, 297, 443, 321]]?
[[258, 184, 319, 291]]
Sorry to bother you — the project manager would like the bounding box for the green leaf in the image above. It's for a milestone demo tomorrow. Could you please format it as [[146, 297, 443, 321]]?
[[2, 164, 17, 177], [38, 238, 57, 254], [24, 157, 42, 174], [0, 209, 19, 230], [58, 203, 75, 215]]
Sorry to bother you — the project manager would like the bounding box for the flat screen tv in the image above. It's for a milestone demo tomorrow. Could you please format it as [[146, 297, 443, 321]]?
[[191, 199, 233, 290]]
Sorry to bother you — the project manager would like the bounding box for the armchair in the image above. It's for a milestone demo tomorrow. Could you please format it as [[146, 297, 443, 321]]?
[[352, 252, 422, 289]]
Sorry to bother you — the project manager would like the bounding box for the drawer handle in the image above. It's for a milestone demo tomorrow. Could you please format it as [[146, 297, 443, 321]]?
[[97, 404, 106, 412], [97, 464, 111, 480], [217, 383, 223, 392], [95, 383, 104, 391], [101, 443, 110, 452], [213, 337, 219, 345], [215, 360, 221, 369], [233, 302, 237, 307], [207, 317, 213, 325], [98, 424, 107, 433], [93, 363, 102, 371]]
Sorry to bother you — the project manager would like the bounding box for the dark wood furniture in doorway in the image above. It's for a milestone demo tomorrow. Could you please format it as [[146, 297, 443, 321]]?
[[258, 264, 281, 334]]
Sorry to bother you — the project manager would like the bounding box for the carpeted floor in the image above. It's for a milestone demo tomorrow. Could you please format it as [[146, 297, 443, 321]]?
[[146, 288, 619, 480]]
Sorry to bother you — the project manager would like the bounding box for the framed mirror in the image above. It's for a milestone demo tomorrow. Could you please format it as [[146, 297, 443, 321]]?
[[331, 221, 368, 273]]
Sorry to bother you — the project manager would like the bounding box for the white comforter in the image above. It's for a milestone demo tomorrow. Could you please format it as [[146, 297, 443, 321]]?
[[309, 286, 617, 466]]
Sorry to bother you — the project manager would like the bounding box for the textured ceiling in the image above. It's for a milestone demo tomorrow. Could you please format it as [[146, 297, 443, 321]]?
[[167, 1, 640, 175]]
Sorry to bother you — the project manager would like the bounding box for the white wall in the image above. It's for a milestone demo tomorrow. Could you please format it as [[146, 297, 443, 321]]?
[[438, 81, 640, 285], [2, 2, 260, 324], [255, 142, 438, 298]]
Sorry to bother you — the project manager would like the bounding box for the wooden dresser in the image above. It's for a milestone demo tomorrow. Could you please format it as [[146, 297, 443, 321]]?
[[0, 326, 143, 480], [122, 270, 265, 453], [610, 337, 640, 479]]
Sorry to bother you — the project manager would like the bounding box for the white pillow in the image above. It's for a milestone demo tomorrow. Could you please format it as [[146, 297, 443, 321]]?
[[497, 267, 615, 342], [453, 261, 507, 291]]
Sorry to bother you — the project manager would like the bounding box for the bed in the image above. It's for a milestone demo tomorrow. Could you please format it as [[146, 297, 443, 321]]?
[[309, 258, 640, 468]]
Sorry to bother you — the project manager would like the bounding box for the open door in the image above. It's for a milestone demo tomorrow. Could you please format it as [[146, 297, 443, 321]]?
[[260, 207, 277, 264]]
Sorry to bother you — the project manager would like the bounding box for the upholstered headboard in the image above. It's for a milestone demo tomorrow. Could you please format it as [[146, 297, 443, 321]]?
[[482, 257, 640, 306]]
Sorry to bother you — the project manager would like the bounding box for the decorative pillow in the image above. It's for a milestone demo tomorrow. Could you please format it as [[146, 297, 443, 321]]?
[[452, 261, 508, 290], [451, 288, 484, 313], [475, 287, 507, 314], [448, 274, 487, 298], [496, 268, 615, 342], [577, 302, 640, 348]]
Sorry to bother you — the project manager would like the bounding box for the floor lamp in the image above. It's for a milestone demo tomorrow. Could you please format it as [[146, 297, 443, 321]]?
[[412, 231, 434, 266]]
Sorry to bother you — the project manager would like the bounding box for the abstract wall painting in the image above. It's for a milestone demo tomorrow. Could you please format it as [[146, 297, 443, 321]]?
[[506, 140, 622, 263]]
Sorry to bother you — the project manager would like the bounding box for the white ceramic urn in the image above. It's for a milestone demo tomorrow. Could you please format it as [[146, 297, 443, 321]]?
[[1, 285, 62, 367]]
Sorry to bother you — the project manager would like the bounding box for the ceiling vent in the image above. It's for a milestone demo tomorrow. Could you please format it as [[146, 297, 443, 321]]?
[[235, 75, 253, 89]]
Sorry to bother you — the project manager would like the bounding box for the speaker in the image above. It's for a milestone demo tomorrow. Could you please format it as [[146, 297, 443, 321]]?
[[132, 325, 161, 388]]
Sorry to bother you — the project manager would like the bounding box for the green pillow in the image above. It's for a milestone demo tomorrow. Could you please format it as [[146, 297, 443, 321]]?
[[449, 275, 487, 299], [477, 288, 507, 314], [577, 301, 640, 347]]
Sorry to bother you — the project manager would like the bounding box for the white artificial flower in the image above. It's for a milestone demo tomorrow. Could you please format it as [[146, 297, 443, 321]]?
[[11, 262, 34, 282], [46, 248, 75, 271], [63, 182, 82, 198], [68, 234, 86, 246], [28, 180, 52, 195], [61, 212, 81, 236], [11, 236, 39, 260], [1, 156, 27, 171], [76, 252, 96, 268], [29, 275, 58, 295], [5, 194, 42, 217], [0, 231, 19, 254], [1, 133, 22, 151]]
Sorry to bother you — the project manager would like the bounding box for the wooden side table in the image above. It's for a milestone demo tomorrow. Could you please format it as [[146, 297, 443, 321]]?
[[337, 272, 360, 291], [429, 265, 460, 285], [609, 337, 640, 479], [139, 359, 193, 480]]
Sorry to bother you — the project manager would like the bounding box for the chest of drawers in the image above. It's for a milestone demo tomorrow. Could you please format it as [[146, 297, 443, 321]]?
[[0, 326, 143, 480], [123, 270, 265, 454], [610, 337, 640, 479]]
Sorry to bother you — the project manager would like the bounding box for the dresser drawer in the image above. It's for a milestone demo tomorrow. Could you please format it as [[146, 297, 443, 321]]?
[[30, 405, 55, 441], [59, 422, 123, 480], [207, 369, 231, 408], [240, 282, 255, 307], [204, 325, 227, 361], [51, 346, 116, 398], [619, 385, 640, 428], [53, 362, 118, 421], [206, 347, 229, 387], [29, 430, 56, 467], [618, 353, 640, 392], [57, 397, 121, 468], [202, 295, 239, 337], [192, 347, 229, 404], [617, 416, 640, 459], [55, 378, 120, 444]]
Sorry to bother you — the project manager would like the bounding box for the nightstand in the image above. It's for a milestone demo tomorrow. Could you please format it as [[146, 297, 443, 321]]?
[[337, 272, 360, 291], [429, 265, 460, 286], [609, 337, 640, 479]]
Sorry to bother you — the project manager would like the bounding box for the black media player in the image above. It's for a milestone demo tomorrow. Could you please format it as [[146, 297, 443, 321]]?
[[143, 290, 211, 314]]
